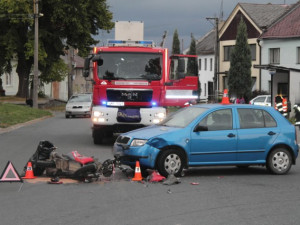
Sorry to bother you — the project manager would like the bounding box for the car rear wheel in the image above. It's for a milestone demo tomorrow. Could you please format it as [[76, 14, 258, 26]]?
[[157, 149, 185, 177], [267, 148, 292, 175]]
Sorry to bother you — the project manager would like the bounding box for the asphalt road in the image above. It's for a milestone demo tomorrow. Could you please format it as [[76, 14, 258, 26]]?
[[1, 112, 300, 225]]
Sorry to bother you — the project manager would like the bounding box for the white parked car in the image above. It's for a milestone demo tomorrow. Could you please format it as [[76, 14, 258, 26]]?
[[65, 93, 92, 118], [249, 95, 271, 107]]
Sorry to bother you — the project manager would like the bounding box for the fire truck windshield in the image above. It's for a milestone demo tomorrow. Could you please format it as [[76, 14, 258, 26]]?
[[97, 52, 162, 81]]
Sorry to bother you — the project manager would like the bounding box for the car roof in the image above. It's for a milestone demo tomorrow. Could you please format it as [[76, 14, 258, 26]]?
[[192, 103, 272, 110], [71, 93, 92, 96], [253, 95, 271, 98]]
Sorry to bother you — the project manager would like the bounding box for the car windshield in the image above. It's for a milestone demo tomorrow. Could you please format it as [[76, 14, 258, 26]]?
[[97, 52, 162, 81], [160, 107, 208, 128], [69, 95, 91, 103]]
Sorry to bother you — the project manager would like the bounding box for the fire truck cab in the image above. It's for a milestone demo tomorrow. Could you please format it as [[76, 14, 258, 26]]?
[[83, 40, 199, 144]]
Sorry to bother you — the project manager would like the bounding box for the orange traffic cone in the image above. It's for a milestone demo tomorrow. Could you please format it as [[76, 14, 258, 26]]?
[[221, 89, 230, 104], [132, 161, 143, 181], [22, 162, 36, 179]]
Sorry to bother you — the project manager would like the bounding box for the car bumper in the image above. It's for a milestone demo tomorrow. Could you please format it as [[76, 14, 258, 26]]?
[[113, 142, 160, 169], [66, 110, 91, 116], [92, 106, 166, 126]]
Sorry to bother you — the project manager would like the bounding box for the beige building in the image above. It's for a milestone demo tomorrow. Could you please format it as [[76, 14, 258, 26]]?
[[218, 3, 290, 93]]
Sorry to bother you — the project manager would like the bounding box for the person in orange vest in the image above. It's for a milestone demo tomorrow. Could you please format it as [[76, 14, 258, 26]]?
[[274, 95, 283, 113], [275, 95, 288, 117], [282, 97, 288, 117]]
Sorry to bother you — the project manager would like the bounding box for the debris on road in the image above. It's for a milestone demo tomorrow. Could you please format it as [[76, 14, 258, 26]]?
[[163, 174, 181, 185]]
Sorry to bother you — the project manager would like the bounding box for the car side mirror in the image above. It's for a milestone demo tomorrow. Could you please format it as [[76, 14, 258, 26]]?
[[194, 125, 208, 132], [92, 55, 103, 66], [83, 58, 91, 78]]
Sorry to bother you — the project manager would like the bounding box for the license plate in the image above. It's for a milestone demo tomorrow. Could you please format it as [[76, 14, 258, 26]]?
[[117, 108, 141, 122], [107, 102, 125, 106]]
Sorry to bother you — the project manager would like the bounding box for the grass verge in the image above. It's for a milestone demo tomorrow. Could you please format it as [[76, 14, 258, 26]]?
[[0, 103, 52, 128]]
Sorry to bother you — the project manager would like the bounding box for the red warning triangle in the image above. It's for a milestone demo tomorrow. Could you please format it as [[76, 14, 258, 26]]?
[[0, 161, 23, 183]]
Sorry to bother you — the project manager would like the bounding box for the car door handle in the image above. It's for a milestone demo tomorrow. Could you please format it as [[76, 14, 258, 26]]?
[[227, 133, 236, 138], [268, 131, 276, 136]]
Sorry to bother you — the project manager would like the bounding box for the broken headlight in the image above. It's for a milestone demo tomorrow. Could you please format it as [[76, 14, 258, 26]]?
[[130, 139, 147, 147]]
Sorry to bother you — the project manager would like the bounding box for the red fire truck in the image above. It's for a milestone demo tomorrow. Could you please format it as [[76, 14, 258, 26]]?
[[83, 40, 199, 144]]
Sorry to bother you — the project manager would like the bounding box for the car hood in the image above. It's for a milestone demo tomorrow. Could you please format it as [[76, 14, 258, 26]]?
[[124, 125, 181, 140], [66, 102, 91, 107]]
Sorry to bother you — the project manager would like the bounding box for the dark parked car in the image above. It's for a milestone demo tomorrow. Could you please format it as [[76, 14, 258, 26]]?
[[113, 104, 298, 177]]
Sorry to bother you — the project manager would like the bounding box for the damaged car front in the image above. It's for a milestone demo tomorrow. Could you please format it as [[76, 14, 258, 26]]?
[[113, 106, 208, 176]]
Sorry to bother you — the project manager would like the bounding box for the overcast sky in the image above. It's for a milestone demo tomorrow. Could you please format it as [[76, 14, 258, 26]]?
[[96, 0, 299, 50]]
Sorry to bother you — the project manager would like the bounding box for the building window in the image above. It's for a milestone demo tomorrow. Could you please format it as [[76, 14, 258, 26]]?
[[297, 47, 300, 64], [224, 45, 234, 61], [250, 44, 256, 61], [210, 58, 213, 71], [204, 83, 207, 96], [204, 58, 207, 70], [199, 59, 201, 70], [5, 73, 12, 86], [269, 48, 280, 64]]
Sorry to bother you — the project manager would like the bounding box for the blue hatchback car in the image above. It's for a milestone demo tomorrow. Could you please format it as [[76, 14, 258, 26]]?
[[113, 104, 299, 177]]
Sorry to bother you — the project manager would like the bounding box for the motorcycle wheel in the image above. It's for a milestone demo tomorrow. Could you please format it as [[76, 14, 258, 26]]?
[[74, 163, 97, 178]]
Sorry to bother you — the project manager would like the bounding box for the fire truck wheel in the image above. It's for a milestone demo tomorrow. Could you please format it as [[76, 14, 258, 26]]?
[[267, 148, 292, 175], [157, 149, 185, 178], [93, 129, 103, 145]]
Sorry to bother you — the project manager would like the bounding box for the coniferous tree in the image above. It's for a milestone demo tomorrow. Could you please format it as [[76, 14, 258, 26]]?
[[172, 29, 180, 54], [187, 33, 198, 75], [227, 18, 252, 100]]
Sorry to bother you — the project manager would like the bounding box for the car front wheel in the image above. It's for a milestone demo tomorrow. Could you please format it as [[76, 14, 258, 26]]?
[[267, 148, 292, 175], [157, 149, 185, 177]]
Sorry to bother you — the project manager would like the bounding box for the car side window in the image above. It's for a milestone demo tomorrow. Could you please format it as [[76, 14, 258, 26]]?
[[263, 110, 277, 127], [254, 97, 265, 103], [238, 109, 276, 129], [197, 109, 232, 131]]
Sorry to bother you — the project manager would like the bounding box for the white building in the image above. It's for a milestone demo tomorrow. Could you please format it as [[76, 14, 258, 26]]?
[[257, 2, 300, 110]]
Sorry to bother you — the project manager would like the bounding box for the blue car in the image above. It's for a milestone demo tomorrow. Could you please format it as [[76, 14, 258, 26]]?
[[113, 104, 299, 177]]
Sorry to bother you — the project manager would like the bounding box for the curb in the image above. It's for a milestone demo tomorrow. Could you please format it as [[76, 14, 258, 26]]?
[[0, 115, 52, 134]]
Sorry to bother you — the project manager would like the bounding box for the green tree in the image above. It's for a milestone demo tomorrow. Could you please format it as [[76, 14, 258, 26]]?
[[172, 29, 180, 54], [0, 0, 114, 97], [187, 33, 198, 75], [227, 18, 252, 100]]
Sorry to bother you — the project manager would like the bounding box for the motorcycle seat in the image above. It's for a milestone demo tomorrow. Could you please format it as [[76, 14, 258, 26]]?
[[65, 151, 95, 165]]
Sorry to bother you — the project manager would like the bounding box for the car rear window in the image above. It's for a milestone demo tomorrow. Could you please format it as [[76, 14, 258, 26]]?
[[238, 108, 277, 129]]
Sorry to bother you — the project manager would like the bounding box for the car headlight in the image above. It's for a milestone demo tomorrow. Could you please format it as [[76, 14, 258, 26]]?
[[130, 139, 148, 147], [93, 111, 104, 117], [155, 112, 166, 119]]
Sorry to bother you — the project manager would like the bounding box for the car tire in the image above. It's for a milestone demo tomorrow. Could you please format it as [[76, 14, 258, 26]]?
[[267, 148, 292, 175], [93, 129, 103, 145], [65, 115, 69, 118], [157, 149, 185, 177]]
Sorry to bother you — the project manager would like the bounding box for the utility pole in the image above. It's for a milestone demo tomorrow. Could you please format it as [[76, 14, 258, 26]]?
[[206, 17, 219, 103], [160, 31, 167, 48], [32, 0, 39, 108], [68, 47, 74, 99]]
